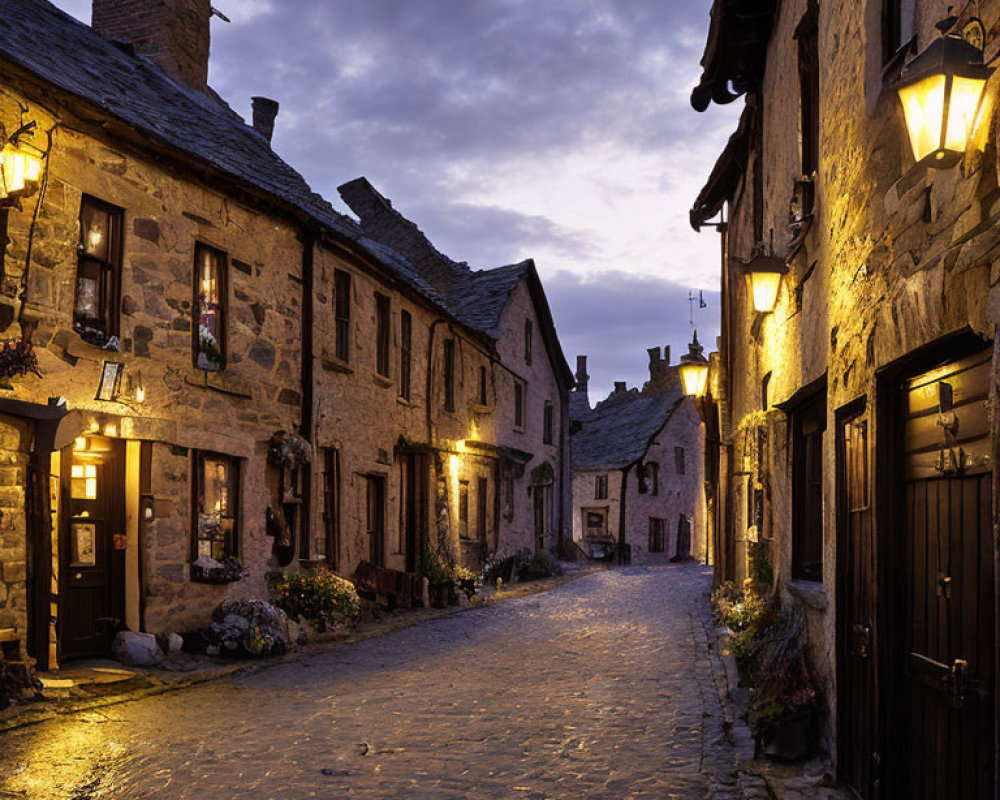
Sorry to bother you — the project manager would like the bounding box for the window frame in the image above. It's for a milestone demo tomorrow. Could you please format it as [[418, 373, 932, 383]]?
[[458, 480, 470, 539], [524, 318, 533, 364], [334, 268, 351, 363], [513, 379, 525, 429], [791, 388, 826, 582], [192, 242, 228, 372], [478, 365, 488, 406], [477, 476, 488, 542], [443, 337, 456, 412], [795, 3, 820, 216], [74, 195, 124, 346], [675, 446, 686, 475], [882, 0, 916, 66], [543, 401, 554, 444], [399, 309, 412, 400], [375, 292, 391, 377], [191, 450, 240, 565], [595, 474, 608, 500]]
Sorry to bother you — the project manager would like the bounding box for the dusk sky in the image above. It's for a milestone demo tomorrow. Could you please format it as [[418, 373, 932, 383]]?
[[53, 0, 738, 401]]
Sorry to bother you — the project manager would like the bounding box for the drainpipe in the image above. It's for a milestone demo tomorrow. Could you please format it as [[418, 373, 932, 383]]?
[[617, 463, 632, 565], [300, 230, 316, 559]]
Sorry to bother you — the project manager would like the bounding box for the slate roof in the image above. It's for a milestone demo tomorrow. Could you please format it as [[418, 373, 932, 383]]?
[[571, 388, 685, 470], [0, 0, 540, 347]]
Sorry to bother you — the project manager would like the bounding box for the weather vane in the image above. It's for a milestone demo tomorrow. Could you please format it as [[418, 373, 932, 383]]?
[[688, 289, 707, 326]]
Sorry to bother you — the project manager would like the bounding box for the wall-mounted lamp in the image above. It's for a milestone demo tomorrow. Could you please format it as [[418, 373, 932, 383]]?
[[894, 16, 994, 169], [679, 331, 710, 398], [731, 250, 788, 314], [0, 120, 43, 204]]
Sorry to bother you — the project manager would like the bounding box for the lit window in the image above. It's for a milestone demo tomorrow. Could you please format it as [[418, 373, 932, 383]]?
[[194, 244, 226, 372], [193, 452, 239, 563], [71, 462, 98, 500], [74, 196, 122, 346]]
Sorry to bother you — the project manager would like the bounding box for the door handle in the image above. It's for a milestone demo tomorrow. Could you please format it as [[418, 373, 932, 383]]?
[[946, 658, 969, 706]]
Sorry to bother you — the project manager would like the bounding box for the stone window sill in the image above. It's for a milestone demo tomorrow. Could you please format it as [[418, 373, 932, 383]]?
[[185, 369, 253, 399], [321, 357, 352, 374], [372, 372, 393, 389], [468, 402, 492, 414], [786, 579, 827, 611], [397, 396, 419, 408]]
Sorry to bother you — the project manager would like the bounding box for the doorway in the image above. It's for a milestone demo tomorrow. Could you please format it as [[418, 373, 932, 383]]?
[[880, 342, 996, 799], [59, 435, 125, 660], [366, 474, 386, 568]]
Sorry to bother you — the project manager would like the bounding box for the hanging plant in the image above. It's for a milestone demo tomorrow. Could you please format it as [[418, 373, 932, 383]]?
[[267, 430, 312, 469], [0, 337, 40, 380]]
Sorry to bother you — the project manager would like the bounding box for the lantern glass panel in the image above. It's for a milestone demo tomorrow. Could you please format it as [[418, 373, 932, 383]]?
[[945, 75, 988, 152], [898, 72, 946, 163], [2, 150, 25, 195], [679, 362, 709, 398], [750, 271, 783, 313]]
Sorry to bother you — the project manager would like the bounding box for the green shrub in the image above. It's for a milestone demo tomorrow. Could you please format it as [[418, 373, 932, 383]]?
[[420, 552, 452, 585], [269, 566, 360, 631], [517, 552, 561, 581]]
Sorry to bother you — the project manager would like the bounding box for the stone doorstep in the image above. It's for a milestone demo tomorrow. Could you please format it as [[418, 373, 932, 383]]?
[[0, 567, 596, 734]]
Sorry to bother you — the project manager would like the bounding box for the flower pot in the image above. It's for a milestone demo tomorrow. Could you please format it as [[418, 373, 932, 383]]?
[[759, 708, 816, 763]]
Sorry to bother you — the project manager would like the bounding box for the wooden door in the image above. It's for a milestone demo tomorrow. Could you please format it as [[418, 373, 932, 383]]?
[[366, 474, 386, 568], [674, 515, 692, 560], [60, 436, 125, 660], [533, 486, 545, 552], [897, 349, 995, 799], [836, 404, 877, 798]]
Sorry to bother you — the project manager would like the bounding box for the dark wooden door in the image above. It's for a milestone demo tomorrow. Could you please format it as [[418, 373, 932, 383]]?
[[60, 436, 125, 660], [366, 474, 386, 568], [897, 350, 995, 799], [674, 515, 692, 560], [533, 486, 545, 552], [400, 454, 426, 574], [836, 405, 877, 798]]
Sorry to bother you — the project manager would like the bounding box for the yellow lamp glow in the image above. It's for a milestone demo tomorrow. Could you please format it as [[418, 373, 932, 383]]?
[[733, 253, 788, 314], [2, 150, 25, 194], [679, 331, 710, 399], [895, 22, 994, 168]]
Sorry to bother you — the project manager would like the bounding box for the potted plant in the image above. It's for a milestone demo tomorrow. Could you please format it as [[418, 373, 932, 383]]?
[[420, 552, 455, 608]]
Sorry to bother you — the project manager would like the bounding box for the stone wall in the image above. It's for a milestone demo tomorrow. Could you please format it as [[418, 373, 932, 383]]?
[[710, 0, 1000, 758], [0, 415, 32, 659]]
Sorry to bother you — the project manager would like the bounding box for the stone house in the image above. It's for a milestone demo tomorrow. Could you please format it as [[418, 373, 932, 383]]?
[[691, 0, 1000, 796], [0, 0, 572, 679], [569, 350, 704, 564]]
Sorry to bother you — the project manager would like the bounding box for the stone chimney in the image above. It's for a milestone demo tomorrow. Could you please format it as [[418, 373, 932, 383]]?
[[642, 343, 679, 396], [92, 0, 213, 91], [252, 97, 279, 143], [614, 381, 627, 393], [575, 355, 589, 393]]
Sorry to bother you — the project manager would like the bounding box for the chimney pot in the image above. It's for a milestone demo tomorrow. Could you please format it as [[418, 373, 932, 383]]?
[[251, 97, 280, 143], [574, 355, 590, 393], [647, 346, 661, 365], [614, 381, 627, 392], [664, 345, 671, 365]]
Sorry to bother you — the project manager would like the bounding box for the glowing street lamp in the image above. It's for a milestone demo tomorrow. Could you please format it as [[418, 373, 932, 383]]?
[[679, 330, 710, 398], [744, 254, 788, 314], [895, 17, 994, 169]]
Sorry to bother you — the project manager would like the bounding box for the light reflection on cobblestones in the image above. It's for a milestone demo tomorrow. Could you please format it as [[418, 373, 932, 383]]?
[[0, 564, 743, 799]]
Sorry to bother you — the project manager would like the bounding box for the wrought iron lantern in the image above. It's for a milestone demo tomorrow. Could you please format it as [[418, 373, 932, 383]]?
[[731, 251, 788, 314], [0, 121, 42, 204], [679, 330, 710, 399], [895, 16, 994, 169]]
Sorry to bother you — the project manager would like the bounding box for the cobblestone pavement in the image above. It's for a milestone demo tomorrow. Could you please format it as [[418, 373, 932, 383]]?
[[0, 564, 748, 800]]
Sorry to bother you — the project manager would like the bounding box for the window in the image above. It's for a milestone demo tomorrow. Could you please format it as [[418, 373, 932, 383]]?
[[543, 401, 554, 444], [334, 269, 351, 362], [399, 310, 412, 400], [193, 243, 226, 371], [478, 365, 488, 405], [796, 3, 819, 216], [514, 380, 525, 429], [459, 480, 470, 539], [443, 338, 456, 412], [375, 293, 390, 377], [366, 474, 386, 567], [792, 389, 826, 581], [524, 318, 533, 364], [649, 518, 666, 553], [883, 0, 916, 65], [74, 196, 122, 346], [647, 462, 659, 496], [323, 448, 340, 570], [675, 446, 686, 475], [595, 474, 608, 500], [477, 476, 488, 541], [193, 452, 239, 562]]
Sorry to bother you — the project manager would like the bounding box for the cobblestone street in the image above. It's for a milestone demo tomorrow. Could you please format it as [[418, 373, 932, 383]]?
[[0, 565, 749, 800]]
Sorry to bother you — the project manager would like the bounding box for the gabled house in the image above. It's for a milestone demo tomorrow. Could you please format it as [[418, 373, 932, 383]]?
[[569, 349, 704, 564], [0, 0, 572, 680]]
